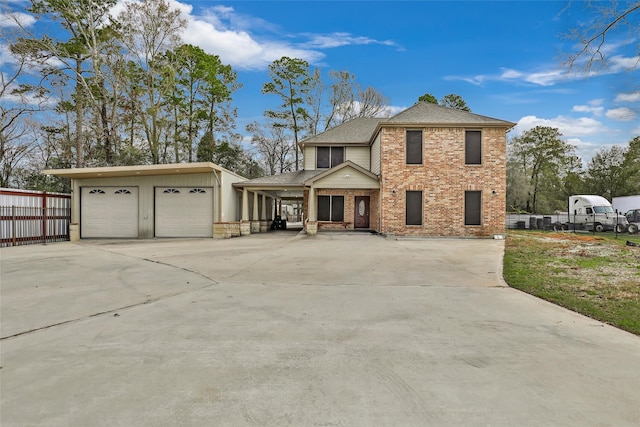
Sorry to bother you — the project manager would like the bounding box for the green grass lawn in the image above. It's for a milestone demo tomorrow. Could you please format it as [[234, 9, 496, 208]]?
[[503, 230, 640, 335]]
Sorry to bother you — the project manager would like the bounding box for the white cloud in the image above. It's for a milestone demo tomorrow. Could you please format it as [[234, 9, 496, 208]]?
[[572, 104, 604, 116], [605, 107, 636, 121], [0, 11, 36, 28], [631, 126, 640, 135], [614, 92, 640, 103], [301, 32, 397, 49], [564, 138, 614, 164], [0, 43, 15, 67], [513, 115, 604, 137], [112, 0, 395, 70]]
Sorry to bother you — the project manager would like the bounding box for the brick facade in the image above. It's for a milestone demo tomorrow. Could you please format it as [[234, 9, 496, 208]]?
[[379, 127, 506, 237]]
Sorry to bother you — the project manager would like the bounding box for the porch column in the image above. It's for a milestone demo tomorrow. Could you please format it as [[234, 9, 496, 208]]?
[[260, 194, 267, 220], [241, 188, 251, 236], [251, 191, 260, 233], [260, 194, 268, 232], [308, 186, 316, 221], [242, 188, 249, 221], [307, 186, 318, 235]]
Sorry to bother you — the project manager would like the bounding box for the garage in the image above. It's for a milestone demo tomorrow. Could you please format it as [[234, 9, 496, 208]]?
[[155, 187, 213, 237], [81, 187, 138, 238]]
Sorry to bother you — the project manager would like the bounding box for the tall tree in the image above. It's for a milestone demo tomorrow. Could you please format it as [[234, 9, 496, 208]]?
[[440, 93, 471, 112], [15, 0, 122, 166], [418, 93, 438, 104], [418, 92, 471, 111], [508, 126, 580, 213], [262, 57, 311, 170], [584, 145, 633, 200], [118, 0, 186, 164], [623, 136, 640, 194]]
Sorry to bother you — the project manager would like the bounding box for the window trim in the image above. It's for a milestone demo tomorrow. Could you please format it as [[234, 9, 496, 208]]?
[[465, 130, 482, 165], [405, 190, 423, 226], [406, 129, 423, 165], [464, 191, 482, 226]]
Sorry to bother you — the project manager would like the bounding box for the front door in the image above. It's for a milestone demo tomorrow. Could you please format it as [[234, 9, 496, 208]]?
[[354, 196, 370, 228]]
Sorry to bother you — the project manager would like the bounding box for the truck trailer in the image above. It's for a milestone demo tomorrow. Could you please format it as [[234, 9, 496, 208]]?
[[612, 195, 640, 215]]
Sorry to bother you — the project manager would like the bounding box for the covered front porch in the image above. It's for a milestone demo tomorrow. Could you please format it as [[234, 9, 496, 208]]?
[[233, 162, 381, 236]]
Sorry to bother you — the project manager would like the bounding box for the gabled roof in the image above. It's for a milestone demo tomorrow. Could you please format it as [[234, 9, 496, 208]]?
[[383, 102, 515, 127], [299, 102, 515, 149], [304, 161, 379, 185], [299, 117, 383, 147]]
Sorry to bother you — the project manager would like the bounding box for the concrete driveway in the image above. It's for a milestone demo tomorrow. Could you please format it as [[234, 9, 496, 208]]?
[[1, 232, 639, 426]]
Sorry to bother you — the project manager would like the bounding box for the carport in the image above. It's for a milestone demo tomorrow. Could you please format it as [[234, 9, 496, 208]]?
[[233, 170, 324, 235]]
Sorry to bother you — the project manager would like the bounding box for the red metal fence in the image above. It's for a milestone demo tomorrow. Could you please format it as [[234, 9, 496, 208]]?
[[0, 188, 71, 247]]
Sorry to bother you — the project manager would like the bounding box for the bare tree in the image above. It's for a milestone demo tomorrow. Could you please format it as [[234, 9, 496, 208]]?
[[0, 39, 48, 187], [565, 1, 640, 72], [323, 70, 389, 130], [246, 121, 295, 175]]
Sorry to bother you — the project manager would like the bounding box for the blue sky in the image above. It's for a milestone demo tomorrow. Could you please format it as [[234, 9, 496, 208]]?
[[3, 0, 639, 163]]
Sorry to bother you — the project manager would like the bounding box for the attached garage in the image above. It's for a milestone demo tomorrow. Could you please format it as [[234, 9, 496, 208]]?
[[81, 187, 138, 238], [155, 187, 213, 237], [44, 163, 247, 240]]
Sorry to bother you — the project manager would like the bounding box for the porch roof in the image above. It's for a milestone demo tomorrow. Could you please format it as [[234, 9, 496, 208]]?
[[232, 169, 325, 190]]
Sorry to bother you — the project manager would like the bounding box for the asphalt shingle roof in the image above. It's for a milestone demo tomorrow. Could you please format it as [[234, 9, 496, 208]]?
[[234, 169, 325, 187], [300, 118, 383, 145], [385, 102, 515, 126]]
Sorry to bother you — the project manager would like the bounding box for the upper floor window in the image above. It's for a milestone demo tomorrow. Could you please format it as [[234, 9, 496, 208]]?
[[406, 130, 423, 165], [317, 146, 344, 168], [465, 130, 482, 165]]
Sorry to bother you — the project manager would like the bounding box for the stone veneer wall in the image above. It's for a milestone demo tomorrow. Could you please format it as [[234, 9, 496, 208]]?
[[379, 126, 507, 237]]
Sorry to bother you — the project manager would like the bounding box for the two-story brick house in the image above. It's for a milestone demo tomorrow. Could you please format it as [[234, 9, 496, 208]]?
[[234, 101, 515, 237]]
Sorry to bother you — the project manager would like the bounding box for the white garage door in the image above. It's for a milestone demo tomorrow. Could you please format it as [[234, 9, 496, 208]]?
[[81, 187, 138, 238], [155, 187, 213, 237]]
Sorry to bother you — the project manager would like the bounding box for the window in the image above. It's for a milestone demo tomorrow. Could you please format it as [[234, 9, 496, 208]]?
[[406, 191, 423, 225], [464, 191, 482, 226], [114, 189, 131, 194], [317, 195, 344, 222], [163, 188, 180, 194], [189, 188, 206, 194], [89, 189, 105, 194], [465, 130, 482, 165], [406, 130, 423, 164], [316, 147, 344, 168]]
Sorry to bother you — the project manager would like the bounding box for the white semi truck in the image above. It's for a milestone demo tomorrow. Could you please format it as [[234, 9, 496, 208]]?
[[566, 195, 628, 232]]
